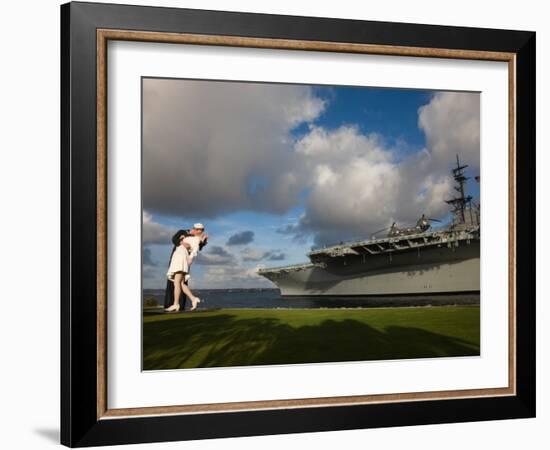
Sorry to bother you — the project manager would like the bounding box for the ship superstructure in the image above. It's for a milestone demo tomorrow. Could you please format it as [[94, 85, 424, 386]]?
[[257, 157, 480, 297]]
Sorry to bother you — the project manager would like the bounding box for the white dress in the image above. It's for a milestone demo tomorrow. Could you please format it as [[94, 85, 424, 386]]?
[[183, 236, 201, 282], [166, 236, 201, 281], [166, 245, 191, 280], [182, 236, 201, 261]]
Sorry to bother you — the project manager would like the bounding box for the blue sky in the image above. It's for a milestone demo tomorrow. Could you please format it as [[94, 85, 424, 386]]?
[[309, 86, 431, 148], [142, 80, 480, 289]]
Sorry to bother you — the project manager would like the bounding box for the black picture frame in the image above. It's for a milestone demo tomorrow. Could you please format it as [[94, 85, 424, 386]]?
[[61, 1, 535, 447]]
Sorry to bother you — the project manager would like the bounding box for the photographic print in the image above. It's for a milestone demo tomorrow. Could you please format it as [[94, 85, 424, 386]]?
[[141, 78, 481, 371]]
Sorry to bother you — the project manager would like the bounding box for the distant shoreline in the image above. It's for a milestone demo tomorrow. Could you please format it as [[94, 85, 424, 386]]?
[[143, 287, 279, 292], [143, 288, 479, 309]]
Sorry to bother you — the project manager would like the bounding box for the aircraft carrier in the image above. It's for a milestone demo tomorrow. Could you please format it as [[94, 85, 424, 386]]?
[[257, 157, 480, 297]]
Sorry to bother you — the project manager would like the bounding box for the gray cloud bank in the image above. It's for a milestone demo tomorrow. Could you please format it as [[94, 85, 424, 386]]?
[[143, 79, 325, 218], [142, 211, 175, 245], [142, 247, 157, 267], [194, 245, 236, 266], [226, 230, 254, 246], [241, 248, 286, 262]]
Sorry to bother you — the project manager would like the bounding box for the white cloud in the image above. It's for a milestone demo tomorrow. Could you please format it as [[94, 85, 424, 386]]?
[[295, 125, 390, 164], [287, 91, 479, 245], [290, 130, 445, 245], [415, 175, 454, 214], [418, 91, 480, 170]]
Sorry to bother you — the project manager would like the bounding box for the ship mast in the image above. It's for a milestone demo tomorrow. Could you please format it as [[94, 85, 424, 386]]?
[[445, 155, 473, 225]]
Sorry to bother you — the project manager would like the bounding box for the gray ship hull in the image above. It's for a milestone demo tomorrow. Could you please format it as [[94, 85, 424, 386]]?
[[259, 241, 479, 297]]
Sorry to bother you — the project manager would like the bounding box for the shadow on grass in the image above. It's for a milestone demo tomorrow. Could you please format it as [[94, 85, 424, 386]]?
[[143, 313, 479, 370]]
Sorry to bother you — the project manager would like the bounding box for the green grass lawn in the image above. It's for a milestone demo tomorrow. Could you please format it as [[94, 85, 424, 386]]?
[[142, 306, 480, 370]]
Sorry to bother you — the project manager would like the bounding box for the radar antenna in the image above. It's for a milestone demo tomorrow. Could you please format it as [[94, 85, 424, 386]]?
[[445, 155, 473, 225]]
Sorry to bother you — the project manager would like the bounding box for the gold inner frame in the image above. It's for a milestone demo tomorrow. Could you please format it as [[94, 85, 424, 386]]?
[[96, 29, 517, 420]]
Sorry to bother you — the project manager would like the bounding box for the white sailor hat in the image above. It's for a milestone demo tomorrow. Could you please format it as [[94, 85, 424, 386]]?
[[193, 223, 205, 230]]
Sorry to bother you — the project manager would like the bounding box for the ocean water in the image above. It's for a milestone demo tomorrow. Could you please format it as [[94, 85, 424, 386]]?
[[143, 288, 480, 309]]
